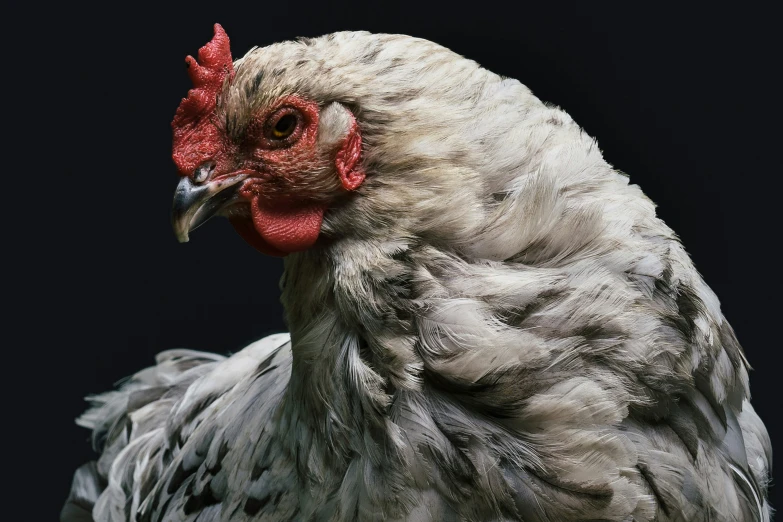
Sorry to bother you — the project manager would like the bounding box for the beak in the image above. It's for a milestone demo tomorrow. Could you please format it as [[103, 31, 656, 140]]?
[[171, 174, 248, 242]]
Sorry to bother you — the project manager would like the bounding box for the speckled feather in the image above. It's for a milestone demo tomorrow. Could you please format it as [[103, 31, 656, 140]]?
[[63, 32, 772, 521]]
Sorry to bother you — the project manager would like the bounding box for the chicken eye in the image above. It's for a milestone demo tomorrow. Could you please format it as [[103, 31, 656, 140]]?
[[269, 113, 298, 140]]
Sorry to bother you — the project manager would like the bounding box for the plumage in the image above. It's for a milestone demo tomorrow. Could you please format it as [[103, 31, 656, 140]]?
[[63, 29, 772, 521]]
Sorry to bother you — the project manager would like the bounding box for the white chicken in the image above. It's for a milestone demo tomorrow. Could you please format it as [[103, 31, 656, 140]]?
[[62, 25, 772, 521]]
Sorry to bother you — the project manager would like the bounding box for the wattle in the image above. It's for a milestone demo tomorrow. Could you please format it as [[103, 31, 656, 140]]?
[[230, 197, 325, 257]]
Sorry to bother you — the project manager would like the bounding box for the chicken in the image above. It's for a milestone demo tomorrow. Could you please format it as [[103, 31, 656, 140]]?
[[62, 25, 773, 521]]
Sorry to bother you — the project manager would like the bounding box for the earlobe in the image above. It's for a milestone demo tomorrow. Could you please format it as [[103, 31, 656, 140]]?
[[317, 102, 365, 191], [335, 121, 365, 191]]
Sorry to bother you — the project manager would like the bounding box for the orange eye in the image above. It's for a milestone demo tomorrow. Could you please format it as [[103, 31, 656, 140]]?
[[267, 111, 299, 140]]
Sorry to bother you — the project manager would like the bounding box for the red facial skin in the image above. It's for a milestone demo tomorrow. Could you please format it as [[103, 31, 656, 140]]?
[[228, 95, 365, 256], [172, 26, 365, 256], [231, 96, 331, 257]]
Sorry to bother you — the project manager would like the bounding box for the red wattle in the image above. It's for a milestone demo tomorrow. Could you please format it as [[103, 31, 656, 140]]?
[[240, 197, 324, 255], [229, 216, 287, 257]]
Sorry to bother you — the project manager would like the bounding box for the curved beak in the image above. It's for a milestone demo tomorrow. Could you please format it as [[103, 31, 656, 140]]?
[[171, 174, 248, 242]]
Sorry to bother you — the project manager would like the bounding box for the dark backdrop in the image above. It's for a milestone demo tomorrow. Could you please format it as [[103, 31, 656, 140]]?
[[9, 3, 780, 519]]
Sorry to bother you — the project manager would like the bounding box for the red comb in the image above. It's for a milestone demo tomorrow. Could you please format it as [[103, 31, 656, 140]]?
[[172, 24, 234, 176]]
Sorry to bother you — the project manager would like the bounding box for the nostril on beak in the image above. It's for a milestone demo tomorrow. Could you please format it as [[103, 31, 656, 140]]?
[[193, 161, 216, 184]]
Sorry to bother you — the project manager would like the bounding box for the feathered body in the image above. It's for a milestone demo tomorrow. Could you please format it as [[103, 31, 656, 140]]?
[[64, 31, 772, 521]]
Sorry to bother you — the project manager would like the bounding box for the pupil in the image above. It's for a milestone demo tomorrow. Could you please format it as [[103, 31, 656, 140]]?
[[275, 114, 296, 135]]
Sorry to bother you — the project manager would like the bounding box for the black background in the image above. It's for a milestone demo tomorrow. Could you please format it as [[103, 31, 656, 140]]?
[[9, 3, 780, 519]]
